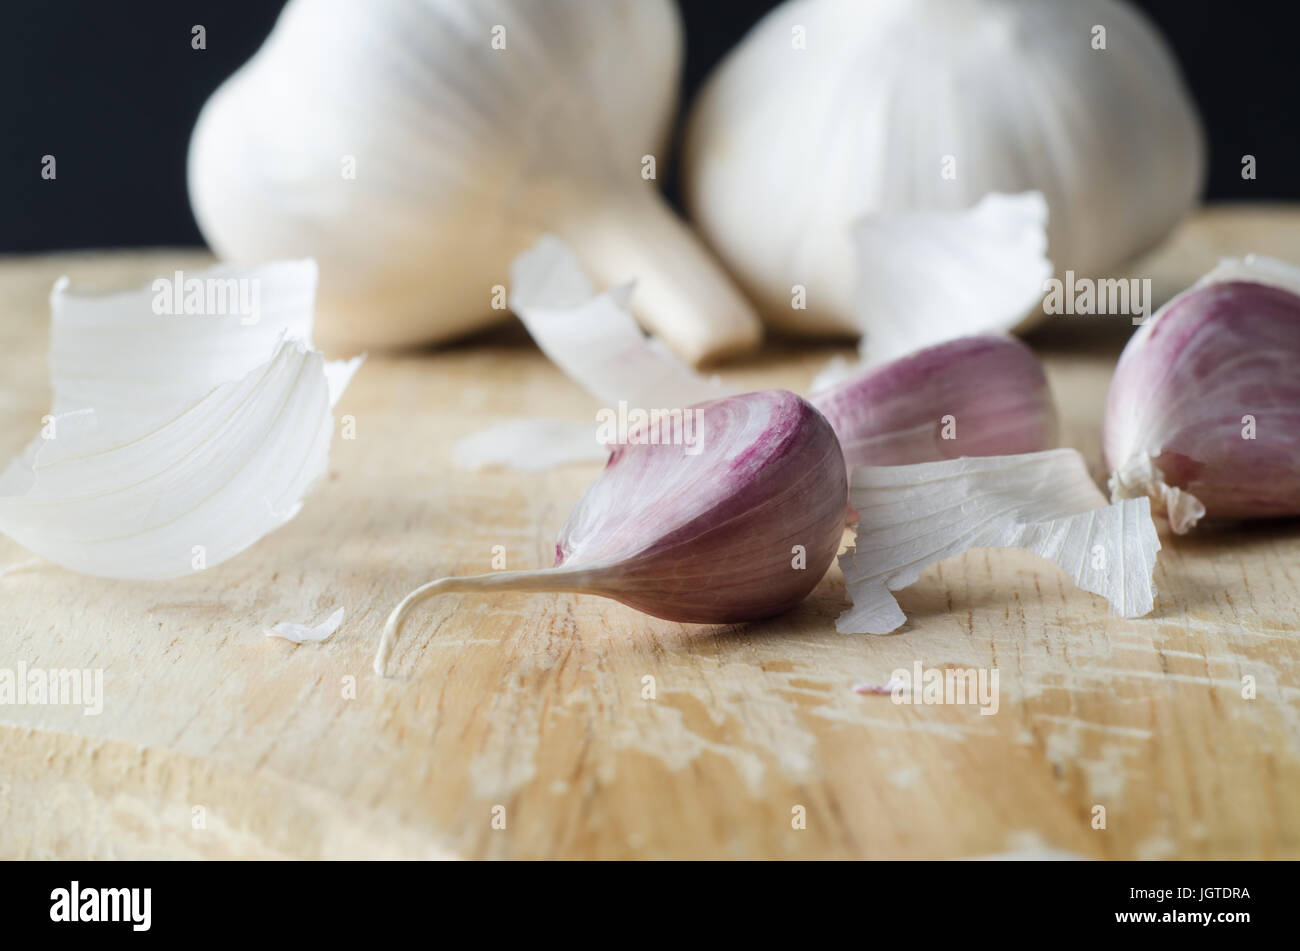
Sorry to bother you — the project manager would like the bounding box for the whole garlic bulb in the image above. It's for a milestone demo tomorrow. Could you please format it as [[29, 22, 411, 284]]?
[[189, 0, 761, 364], [683, 0, 1205, 336]]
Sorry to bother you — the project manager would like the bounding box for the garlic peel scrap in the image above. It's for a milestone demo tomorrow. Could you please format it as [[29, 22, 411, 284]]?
[[1194, 253, 1300, 297], [852, 192, 1052, 363], [452, 237, 733, 472], [1108, 454, 1206, 537], [837, 450, 1160, 634], [266, 606, 345, 643], [48, 260, 319, 424], [0, 262, 357, 580], [511, 237, 732, 409]]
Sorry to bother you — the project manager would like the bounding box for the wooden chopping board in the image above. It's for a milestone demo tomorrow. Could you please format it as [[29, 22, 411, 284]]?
[[1, 205, 1298, 860]]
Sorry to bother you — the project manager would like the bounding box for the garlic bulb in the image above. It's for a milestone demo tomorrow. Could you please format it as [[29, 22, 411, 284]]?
[[189, 0, 760, 365], [1104, 256, 1300, 533], [683, 0, 1204, 337], [376, 389, 847, 674]]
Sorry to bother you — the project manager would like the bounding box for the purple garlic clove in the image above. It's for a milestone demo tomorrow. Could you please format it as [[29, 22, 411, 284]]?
[[376, 390, 847, 675], [1104, 257, 1300, 534], [809, 335, 1057, 470]]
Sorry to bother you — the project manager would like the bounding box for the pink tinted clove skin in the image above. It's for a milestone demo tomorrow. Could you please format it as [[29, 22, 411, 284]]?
[[809, 335, 1057, 471], [376, 390, 849, 674], [555, 389, 848, 623], [1103, 280, 1300, 529]]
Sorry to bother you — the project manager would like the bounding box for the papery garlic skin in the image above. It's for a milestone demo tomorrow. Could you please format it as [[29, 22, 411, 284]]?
[[850, 192, 1053, 361], [453, 235, 735, 472], [376, 390, 847, 674], [509, 236, 733, 408], [810, 335, 1056, 470], [266, 606, 346, 643], [1104, 257, 1300, 533], [684, 0, 1204, 337], [189, 0, 760, 365], [839, 449, 1160, 634], [0, 262, 359, 580]]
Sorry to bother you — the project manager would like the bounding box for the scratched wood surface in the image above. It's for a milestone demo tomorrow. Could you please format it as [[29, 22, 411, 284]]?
[[1, 205, 1298, 860]]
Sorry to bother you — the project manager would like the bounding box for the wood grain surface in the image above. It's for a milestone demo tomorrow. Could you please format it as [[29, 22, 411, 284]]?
[[1, 205, 1298, 859]]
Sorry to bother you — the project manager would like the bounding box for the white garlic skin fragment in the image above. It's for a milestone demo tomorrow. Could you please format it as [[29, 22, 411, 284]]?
[[838, 450, 1161, 634], [0, 262, 359, 580], [683, 0, 1204, 336], [189, 0, 761, 365]]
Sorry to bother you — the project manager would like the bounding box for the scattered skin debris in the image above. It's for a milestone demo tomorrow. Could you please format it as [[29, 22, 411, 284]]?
[[264, 606, 345, 644], [853, 676, 905, 696]]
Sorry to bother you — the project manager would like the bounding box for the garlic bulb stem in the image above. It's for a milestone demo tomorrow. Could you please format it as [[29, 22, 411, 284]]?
[[554, 189, 761, 365], [374, 567, 599, 676]]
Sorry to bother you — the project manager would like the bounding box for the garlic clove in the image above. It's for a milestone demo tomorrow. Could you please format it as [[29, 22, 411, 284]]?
[[684, 0, 1204, 337], [376, 390, 847, 675], [838, 449, 1161, 634], [809, 334, 1057, 470], [0, 262, 359, 580], [1103, 256, 1300, 533], [188, 0, 761, 365], [551, 391, 847, 619]]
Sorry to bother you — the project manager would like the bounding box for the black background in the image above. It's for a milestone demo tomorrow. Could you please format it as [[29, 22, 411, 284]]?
[[2, 0, 1295, 253]]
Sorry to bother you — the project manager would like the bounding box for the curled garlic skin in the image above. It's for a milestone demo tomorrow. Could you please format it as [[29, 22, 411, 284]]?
[[848, 191, 1054, 362], [839, 450, 1160, 633], [1103, 257, 1300, 533], [809, 335, 1057, 470], [0, 261, 360, 580], [189, 0, 760, 365], [684, 0, 1204, 336], [375, 390, 847, 675]]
